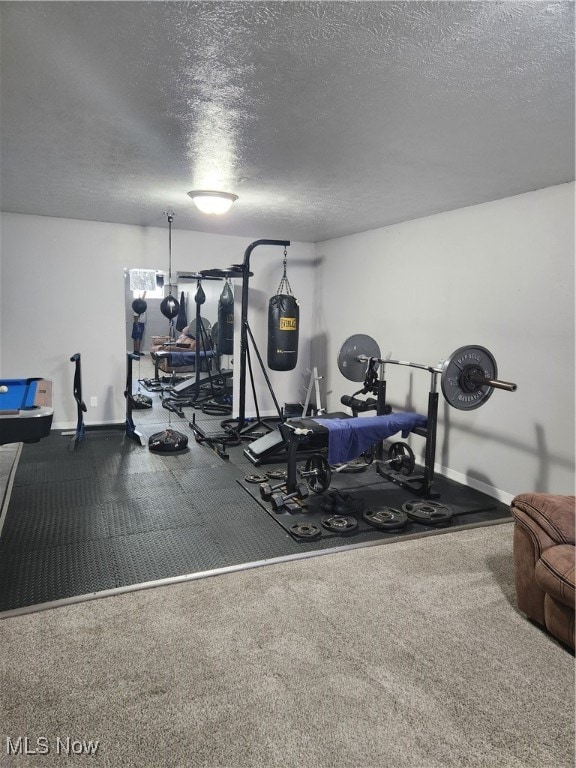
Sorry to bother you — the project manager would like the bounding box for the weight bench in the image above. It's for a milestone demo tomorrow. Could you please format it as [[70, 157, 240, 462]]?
[[151, 349, 215, 378], [281, 412, 428, 494]]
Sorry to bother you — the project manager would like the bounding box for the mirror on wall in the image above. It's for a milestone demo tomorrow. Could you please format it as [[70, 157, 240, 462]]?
[[123, 268, 235, 397]]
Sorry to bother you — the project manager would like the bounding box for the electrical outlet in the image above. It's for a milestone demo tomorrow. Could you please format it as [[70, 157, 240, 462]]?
[[90, 397, 97, 407]]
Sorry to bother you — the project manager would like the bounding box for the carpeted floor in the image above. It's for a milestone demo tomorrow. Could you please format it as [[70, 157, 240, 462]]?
[[0, 523, 573, 768]]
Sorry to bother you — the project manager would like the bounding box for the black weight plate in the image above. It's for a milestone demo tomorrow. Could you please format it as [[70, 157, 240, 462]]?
[[304, 454, 332, 493], [245, 474, 268, 484], [402, 500, 453, 526], [387, 442, 416, 475], [337, 335, 381, 382], [363, 507, 409, 531], [290, 522, 322, 540], [440, 345, 497, 411], [321, 514, 358, 533]]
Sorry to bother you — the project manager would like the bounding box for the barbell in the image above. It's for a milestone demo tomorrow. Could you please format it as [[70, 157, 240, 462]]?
[[337, 335, 517, 412]]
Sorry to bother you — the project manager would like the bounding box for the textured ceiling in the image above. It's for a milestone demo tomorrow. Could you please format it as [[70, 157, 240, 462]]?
[[0, 1, 574, 242]]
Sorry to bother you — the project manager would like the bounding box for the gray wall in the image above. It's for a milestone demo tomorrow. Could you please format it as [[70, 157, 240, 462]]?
[[0, 214, 315, 426], [312, 183, 575, 500]]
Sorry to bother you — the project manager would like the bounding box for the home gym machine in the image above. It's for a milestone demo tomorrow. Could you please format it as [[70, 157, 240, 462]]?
[[281, 334, 517, 500]]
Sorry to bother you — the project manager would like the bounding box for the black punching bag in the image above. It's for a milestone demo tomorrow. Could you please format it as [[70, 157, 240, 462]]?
[[217, 281, 234, 355], [267, 294, 299, 371]]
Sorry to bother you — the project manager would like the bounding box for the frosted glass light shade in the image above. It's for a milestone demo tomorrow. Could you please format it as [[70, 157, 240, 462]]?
[[187, 190, 238, 215]]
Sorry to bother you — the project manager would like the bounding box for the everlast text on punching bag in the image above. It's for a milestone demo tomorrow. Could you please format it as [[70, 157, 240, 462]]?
[[267, 248, 299, 371]]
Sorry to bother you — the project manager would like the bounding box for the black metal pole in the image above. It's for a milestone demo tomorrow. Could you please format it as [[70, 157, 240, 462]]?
[[238, 239, 290, 430]]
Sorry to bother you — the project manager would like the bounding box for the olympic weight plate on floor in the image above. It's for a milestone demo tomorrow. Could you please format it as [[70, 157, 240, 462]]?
[[337, 334, 381, 382], [402, 500, 453, 526], [440, 345, 497, 411], [290, 522, 322, 540], [321, 514, 358, 534], [363, 507, 409, 531]]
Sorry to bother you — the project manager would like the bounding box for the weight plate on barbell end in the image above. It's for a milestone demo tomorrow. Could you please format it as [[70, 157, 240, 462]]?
[[321, 514, 359, 534], [363, 507, 409, 531], [290, 522, 322, 540], [402, 500, 453, 526], [337, 334, 381, 382], [440, 345, 498, 411], [303, 454, 332, 493], [245, 474, 268, 484], [387, 442, 416, 476]]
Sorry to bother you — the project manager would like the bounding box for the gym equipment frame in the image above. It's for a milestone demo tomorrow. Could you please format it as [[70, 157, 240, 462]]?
[[336, 335, 517, 497]]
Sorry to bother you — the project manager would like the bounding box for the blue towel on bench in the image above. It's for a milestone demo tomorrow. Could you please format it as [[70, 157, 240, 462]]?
[[313, 412, 427, 465]]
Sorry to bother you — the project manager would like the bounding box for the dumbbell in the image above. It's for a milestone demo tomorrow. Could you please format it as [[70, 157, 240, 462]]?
[[270, 483, 310, 512], [260, 478, 288, 501]]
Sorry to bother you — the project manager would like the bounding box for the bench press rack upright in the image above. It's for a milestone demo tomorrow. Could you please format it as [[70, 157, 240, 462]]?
[[369, 355, 440, 498]]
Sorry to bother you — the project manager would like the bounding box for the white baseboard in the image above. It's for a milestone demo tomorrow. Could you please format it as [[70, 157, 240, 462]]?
[[52, 421, 124, 432], [435, 463, 514, 506]]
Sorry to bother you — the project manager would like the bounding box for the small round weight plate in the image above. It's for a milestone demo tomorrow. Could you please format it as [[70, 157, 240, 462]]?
[[245, 474, 268, 484], [321, 514, 359, 533], [337, 335, 381, 382], [363, 507, 409, 531], [290, 522, 322, 540], [266, 470, 287, 481], [387, 442, 416, 476], [402, 500, 453, 526], [440, 345, 497, 411], [303, 454, 332, 494]]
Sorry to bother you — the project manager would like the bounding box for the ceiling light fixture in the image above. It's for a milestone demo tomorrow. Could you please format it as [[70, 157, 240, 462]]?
[[187, 190, 238, 215]]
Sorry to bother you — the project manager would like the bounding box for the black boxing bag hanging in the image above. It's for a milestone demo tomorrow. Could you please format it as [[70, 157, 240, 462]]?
[[267, 251, 299, 371], [217, 280, 234, 355]]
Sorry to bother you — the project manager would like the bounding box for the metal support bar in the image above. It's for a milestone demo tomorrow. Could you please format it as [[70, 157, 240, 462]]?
[[237, 239, 290, 431]]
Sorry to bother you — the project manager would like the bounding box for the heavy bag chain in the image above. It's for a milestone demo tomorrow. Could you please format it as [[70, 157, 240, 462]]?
[[275, 247, 294, 296]]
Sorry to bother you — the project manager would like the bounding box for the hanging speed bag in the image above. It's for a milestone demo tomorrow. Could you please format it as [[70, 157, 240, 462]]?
[[217, 282, 234, 355], [267, 294, 299, 371], [160, 294, 180, 320]]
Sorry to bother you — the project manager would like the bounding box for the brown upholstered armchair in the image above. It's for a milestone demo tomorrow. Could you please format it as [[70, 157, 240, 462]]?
[[511, 493, 575, 650]]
